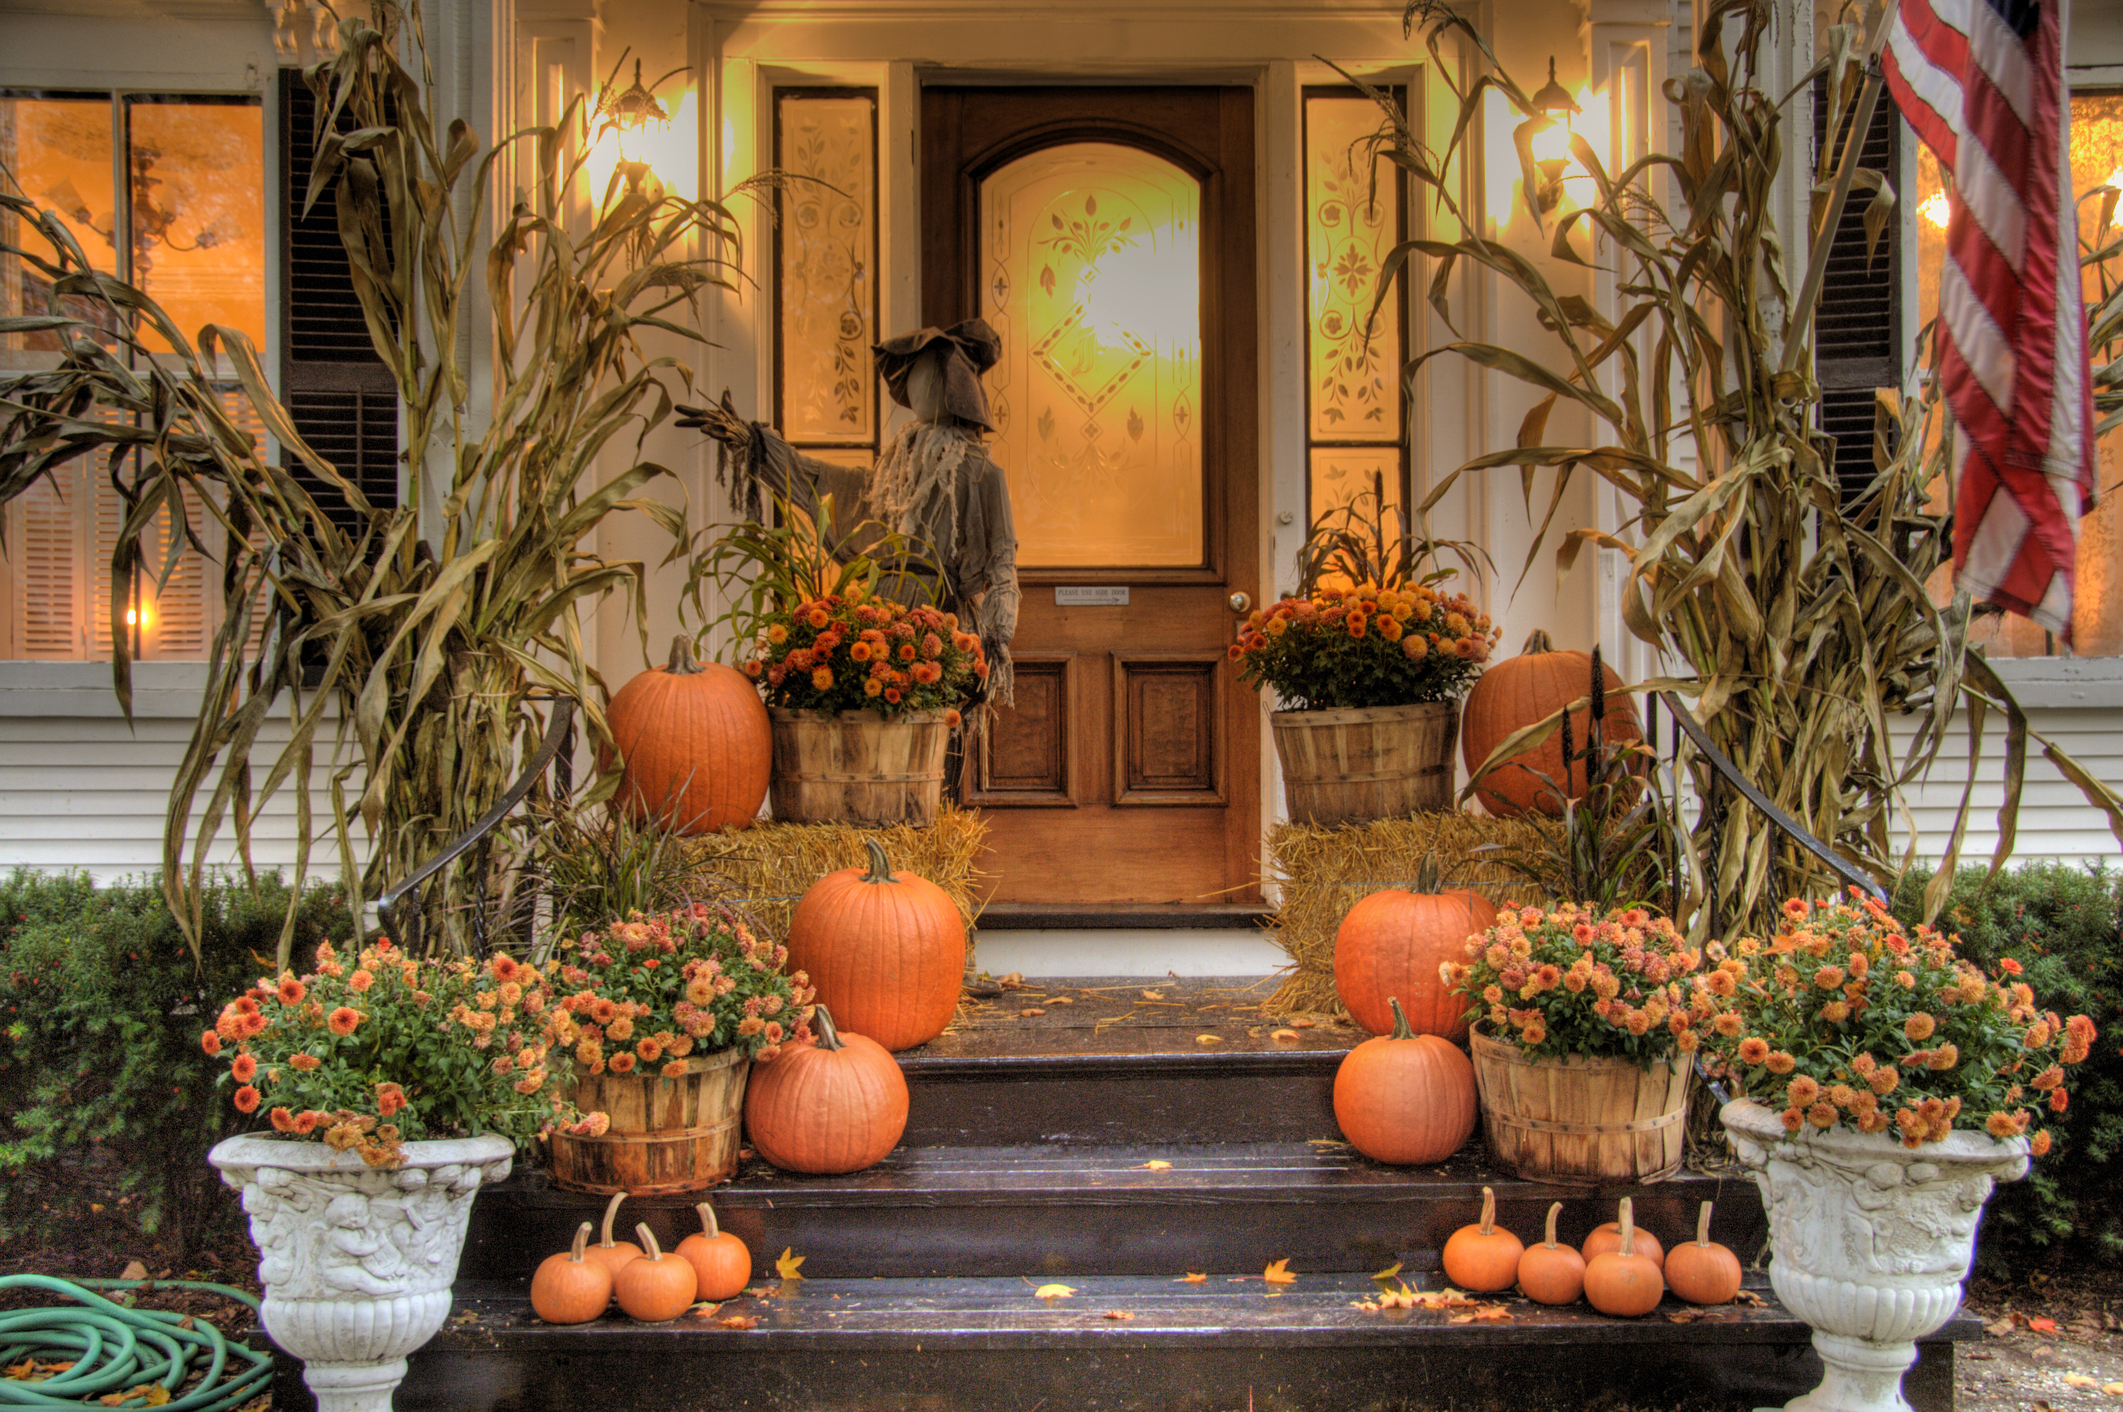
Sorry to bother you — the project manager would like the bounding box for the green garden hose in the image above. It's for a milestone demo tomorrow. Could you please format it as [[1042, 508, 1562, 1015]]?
[[0, 1276, 271, 1411]]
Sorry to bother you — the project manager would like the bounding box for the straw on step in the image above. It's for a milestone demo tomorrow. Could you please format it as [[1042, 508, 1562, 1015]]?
[[1264, 812, 1553, 1018]]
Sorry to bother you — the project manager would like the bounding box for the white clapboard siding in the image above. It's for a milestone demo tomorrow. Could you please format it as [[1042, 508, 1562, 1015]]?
[[0, 664, 362, 882], [1895, 704, 2123, 867]]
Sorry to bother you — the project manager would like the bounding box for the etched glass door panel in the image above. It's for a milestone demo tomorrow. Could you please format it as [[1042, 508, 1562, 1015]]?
[[980, 143, 1203, 568]]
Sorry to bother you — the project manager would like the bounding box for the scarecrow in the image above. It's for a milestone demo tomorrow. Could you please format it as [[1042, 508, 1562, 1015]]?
[[677, 319, 1019, 707]]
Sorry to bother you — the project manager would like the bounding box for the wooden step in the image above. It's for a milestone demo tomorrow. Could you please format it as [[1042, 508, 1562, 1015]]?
[[460, 1144, 1767, 1283], [257, 1272, 1975, 1412]]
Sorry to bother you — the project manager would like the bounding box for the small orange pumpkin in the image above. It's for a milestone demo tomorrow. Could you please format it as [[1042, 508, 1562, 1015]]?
[[676, 1200, 752, 1302], [1582, 1211, 1665, 1270], [1460, 630, 1641, 817], [1333, 854, 1499, 1039], [530, 1221, 612, 1325], [787, 840, 966, 1052], [1332, 997, 1479, 1165], [583, 1191, 644, 1277], [1583, 1197, 1665, 1317], [1665, 1201, 1743, 1305], [1441, 1185, 1524, 1292], [614, 1223, 698, 1322], [744, 1004, 909, 1174], [1516, 1201, 1586, 1306], [604, 634, 771, 835]]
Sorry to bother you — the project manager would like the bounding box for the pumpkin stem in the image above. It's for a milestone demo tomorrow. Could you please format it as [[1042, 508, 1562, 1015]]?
[[1695, 1200, 1713, 1249], [1387, 996, 1415, 1041], [1521, 629, 1553, 656], [1543, 1201, 1562, 1250], [1478, 1186, 1497, 1237], [1414, 851, 1443, 895], [859, 838, 895, 885], [636, 1222, 664, 1262], [696, 1202, 721, 1240], [665, 634, 707, 676], [568, 1221, 592, 1264], [813, 1003, 847, 1051], [599, 1191, 626, 1248], [1617, 1197, 1636, 1258]]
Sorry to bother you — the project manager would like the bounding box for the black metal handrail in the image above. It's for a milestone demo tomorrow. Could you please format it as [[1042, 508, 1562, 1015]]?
[[1653, 689, 1889, 906], [377, 694, 578, 951]]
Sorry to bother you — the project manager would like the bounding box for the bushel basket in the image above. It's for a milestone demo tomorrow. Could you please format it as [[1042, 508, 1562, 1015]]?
[[1468, 1026, 1690, 1185], [549, 1046, 748, 1195]]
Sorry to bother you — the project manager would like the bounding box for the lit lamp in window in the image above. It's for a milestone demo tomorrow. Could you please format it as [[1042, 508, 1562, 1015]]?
[[1517, 58, 1583, 215]]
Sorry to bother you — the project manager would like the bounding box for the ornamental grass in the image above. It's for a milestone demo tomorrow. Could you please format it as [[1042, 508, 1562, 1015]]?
[[1265, 814, 1551, 1017], [1690, 893, 2097, 1150]]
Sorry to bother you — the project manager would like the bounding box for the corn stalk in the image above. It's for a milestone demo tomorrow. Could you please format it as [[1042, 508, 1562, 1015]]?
[[0, 0, 747, 963], [1352, 0, 2123, 935]]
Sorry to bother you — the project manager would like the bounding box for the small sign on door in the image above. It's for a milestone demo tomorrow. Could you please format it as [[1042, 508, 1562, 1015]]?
[[1055, 586, 1129, 607]]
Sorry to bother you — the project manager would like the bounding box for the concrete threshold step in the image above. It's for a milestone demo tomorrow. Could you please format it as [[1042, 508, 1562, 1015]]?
[[461, 1143, 1768, 1282], [260, 1273, 1976, 1412]]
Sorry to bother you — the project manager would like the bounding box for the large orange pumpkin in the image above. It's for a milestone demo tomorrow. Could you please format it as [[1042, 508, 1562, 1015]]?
[[787, 840, 965, 1052], [1332, 997, 1479, 1165], [603, 635, 770, 835], [743, 1004, 909, 1174], [1459, 631, 1640, 817], [1334, 854, 1497, 1038]]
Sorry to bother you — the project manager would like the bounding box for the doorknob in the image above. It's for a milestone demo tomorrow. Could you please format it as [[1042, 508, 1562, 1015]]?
[[1228, 592, 1251, 615]]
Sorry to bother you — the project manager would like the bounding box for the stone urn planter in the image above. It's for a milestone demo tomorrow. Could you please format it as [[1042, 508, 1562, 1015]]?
[[210, 1132, 514, 1412], [1721, 1098, 2029, 1412]]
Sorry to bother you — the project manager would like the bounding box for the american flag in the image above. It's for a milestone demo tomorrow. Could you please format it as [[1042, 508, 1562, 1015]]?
[[1882, 0, 2095, 642]]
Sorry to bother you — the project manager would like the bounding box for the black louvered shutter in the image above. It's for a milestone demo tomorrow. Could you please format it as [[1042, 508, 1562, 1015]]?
[[1813, 77, 1902, 506], [279, 69, 399, 532]]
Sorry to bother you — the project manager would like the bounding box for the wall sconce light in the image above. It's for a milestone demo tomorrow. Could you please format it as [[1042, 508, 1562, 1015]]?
[[592, 51, 688, 192], [1516, 58, 1583, 215]]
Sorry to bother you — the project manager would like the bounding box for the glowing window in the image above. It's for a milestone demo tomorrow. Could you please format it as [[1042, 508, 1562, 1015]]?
[[776, 91, 878, 450], [981, 141, 1204, 568]]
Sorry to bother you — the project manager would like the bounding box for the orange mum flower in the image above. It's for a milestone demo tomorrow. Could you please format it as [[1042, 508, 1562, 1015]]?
[[1737, 1036, 1771, 1065], [231, 1053, 258, 1083], [1765, 1051, 1797, 1075], [291, 1052, 321, 1071], [201, 1029, 222, 1057], [609, 1052, 637, 1075], [270, 1107, 296, 1133], [2029, 1129, 2052, 1156], [278, 975, 306, 1005], [348, 969, 375, 993], [327, 1006, 364, 1035], [233, 1085, 261, 1114], [1904, 1013, 1936, 1042]]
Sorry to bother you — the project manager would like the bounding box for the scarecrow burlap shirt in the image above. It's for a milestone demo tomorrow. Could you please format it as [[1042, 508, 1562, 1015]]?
[[749, 419, 1021, 706]]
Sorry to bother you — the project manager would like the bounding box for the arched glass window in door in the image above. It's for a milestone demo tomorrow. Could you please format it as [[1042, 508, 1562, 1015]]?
[[980, 142, 1202, 568]]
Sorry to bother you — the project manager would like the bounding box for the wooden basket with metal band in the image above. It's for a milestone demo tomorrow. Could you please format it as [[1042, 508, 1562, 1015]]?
[[769, 708, 949, 826], [1269, 701, 1458, 827], [1468, 1025, 1691, 1185], [549, 1047, 749, 1195]]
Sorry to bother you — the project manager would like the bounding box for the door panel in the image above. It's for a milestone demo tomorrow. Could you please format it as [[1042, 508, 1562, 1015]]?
[[924, 87, 1259, 906]]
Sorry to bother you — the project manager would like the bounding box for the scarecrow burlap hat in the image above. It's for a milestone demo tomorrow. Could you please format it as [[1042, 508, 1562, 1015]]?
[[874, 319, 1001, 430]]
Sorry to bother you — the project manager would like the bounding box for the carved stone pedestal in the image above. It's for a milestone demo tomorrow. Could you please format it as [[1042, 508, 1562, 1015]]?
[[210, 1133, 514, 1412], [1722, 1099, 2027, 1412]]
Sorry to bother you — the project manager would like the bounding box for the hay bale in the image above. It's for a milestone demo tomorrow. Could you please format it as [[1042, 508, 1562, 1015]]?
[[1265, 812, 1552, 1017], [681, 805, 988, 958]]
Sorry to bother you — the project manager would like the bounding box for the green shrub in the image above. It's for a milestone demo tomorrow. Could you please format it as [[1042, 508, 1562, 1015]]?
[[0, 870, 349, 1259], [1892, 861, 2123, 1268]]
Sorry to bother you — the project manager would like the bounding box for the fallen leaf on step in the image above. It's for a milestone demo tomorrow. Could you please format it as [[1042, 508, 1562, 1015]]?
[[1137, 1160, 1173, 1171], [2030, 1317, 2059, 1333], [1179, 1273, 1208, 1283], [688, 1302, 723, 1318], [1019, 1008, 1046, 1018], [1103, 1310, 1134, 1321], [1262, 1259, 1297, 1285], [450, 1310, 480, 1325], [1034, 1283, 1075, 1300], [775, 1248, 806, 1282], [2067, 1376, 2101, 1390], [1049, 996, 1075, 1005], [1271, 1029, 1301, 1044], [743, 1286, 774, 1299], [1196, 1034, 1223, 1045], [119, 1260, 149, 1282], [2102, 1382, 2123, 1396], [1732, 1290, 1767, 1307], [1370, 1263, 1404, 1283], [717, 1316, 760, 1329], [1140, 989, 1165, 1000], [998, 972, 1026, 990], [1668, 1310, 1707, 1323], [1985, 1317, 2016, 1337], [1288, 1018, 1317, 1029], [1471, 1304, 1513, 1322]]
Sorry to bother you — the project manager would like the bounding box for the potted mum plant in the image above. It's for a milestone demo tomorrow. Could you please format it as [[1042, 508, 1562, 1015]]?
[[539, 904, 817, 1194], [1694, 894, 2095, 1412], [697, 493, 987, 825], [1235, 477, 1498, 825], [1442, 904, 1704, 1184], [206, 938, 601, 1412]]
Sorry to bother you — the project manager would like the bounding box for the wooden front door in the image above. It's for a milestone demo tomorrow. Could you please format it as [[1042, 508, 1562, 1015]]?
[[922, 87, 1260, 906]]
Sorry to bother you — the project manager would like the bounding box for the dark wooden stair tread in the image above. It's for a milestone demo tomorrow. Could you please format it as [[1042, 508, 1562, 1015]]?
[[434, 1272, 1978, 1349]]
